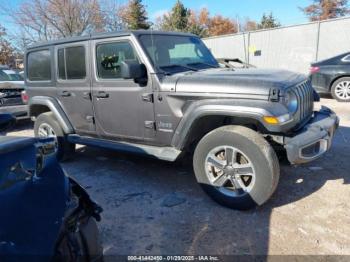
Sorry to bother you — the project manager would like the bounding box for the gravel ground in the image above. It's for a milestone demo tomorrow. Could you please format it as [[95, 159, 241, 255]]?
[[6, 97, 350, 256]]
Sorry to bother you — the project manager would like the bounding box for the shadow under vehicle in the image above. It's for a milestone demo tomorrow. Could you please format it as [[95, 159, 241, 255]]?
[[0, 114, 103, 262], [310, 52, 350, 102]]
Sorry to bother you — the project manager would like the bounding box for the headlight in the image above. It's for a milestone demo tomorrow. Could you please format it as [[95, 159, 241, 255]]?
[[284, 91, 298, 114]]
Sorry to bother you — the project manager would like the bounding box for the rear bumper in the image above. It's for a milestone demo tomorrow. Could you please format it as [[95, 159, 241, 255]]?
[[284, 106, 339, 165], [0, 105, 29, 120]]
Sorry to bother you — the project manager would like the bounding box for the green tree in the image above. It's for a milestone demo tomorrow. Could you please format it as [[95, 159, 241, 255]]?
[[258, 13, 281, 29], [301, 0, 349, 21], [121, 0, 150, 30], [161, 0, 190, 31]]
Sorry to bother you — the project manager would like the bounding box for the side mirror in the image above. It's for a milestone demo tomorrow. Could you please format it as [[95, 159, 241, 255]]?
[[0, 114, 16, 132], [120, 61, 147, 80]]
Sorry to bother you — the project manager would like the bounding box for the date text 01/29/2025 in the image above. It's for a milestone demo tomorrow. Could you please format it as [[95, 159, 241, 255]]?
[[127, 255, 220, 261]]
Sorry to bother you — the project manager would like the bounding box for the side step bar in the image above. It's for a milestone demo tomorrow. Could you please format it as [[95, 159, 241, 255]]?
[[67, 134, 182, 162]]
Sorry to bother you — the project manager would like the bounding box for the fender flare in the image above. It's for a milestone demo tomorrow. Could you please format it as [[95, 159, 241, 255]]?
[[172, 103, 273, 150], [29, 96, 74, 134]]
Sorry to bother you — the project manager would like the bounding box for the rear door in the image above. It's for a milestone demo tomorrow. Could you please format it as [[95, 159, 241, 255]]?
[[55, 41, 95, 136], [91, 36, 155, 142]]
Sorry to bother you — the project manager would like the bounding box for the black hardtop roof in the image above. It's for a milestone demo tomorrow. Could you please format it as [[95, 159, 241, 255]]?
[[26, 30, 195, 50]]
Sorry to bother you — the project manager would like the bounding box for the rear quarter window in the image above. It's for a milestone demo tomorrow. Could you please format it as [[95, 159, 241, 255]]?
[[27, 50, 51, 81]]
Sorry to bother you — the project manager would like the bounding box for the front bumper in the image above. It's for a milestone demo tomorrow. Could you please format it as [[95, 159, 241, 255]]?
[[284, 106, 339, 165], [0, 105, 29, 120]]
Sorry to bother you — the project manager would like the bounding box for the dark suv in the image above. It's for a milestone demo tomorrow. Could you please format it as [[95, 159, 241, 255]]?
[[25, 31, 339, 210], [0, 68, 28, 120]]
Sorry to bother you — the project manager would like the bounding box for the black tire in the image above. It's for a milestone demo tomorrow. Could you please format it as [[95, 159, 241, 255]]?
[[54, 217, 104, 262], [331, 77, 350, 102], [193, 125, 280, 210], [34, 112, 75, 161]]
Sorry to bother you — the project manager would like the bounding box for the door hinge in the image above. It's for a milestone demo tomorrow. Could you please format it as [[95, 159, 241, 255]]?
[[144, 121, 156, 129], [269, 88, 280, 102], [86, 116, 95, 123], [142, 93, 154, 103]]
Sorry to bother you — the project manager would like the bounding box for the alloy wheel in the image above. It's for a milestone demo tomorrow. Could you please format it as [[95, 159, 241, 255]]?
[[38, 123, 58, 149], [335, 81, 350, 100], [205, 145, 256, 197]]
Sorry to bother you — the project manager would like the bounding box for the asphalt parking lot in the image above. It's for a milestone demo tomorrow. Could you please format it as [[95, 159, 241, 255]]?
[[6, 97, 350, 256]]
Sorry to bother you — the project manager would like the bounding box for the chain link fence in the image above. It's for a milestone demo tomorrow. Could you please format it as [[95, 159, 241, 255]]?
[[203, 17, 350, 74]]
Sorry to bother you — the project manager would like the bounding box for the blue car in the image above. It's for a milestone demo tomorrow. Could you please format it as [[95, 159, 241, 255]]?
[[0, 114, 103, 262]]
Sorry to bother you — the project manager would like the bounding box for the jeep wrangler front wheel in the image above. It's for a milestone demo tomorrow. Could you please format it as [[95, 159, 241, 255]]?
[[34, 112, 75, 161], [193, 125, 280, 210]]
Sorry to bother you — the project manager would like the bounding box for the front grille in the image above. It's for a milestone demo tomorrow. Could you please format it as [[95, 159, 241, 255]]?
[[293, 80, 314, 123]]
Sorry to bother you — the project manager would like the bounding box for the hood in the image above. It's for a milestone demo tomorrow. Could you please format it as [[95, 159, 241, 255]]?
[[170, 68, 307, 96], [0, 81, 25, 89]]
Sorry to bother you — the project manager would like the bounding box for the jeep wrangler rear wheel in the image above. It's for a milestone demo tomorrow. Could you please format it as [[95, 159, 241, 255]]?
[[34, 112, 75, 161], [193, 125, 280, 210]]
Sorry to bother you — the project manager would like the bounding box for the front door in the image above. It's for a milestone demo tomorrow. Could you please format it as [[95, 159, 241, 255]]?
[[55, 41, 95, 136], [91, 37, 155, 142]]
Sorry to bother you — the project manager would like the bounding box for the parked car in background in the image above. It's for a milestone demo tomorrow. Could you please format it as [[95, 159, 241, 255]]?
[[0, 68, 24, 85], [310, 52, 350, 102], [0, 68, 29, 120], [0, 113, 103, 262]]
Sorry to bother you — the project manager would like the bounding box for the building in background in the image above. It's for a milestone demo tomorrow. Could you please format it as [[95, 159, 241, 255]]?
[[203, 16, 350, 74]]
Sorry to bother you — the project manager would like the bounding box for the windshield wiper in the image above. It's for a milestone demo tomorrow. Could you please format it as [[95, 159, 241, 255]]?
[[159, 64, 198, 73], [187, 62, 219, 68]]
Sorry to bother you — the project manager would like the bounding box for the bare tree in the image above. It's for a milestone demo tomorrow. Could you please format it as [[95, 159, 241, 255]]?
[[100, 0, 126, 31], [3, 0, 105, 45], [208, 15, 238, 36], [301, 0, 350, 21], [242, 18, 258, 32], [0, 24, 15, 66]]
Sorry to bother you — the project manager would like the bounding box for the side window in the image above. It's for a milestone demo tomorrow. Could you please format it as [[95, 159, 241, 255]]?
[[96, 42, 138, 79], [27, 50, 51, 81], [58, 46, 86, 80]]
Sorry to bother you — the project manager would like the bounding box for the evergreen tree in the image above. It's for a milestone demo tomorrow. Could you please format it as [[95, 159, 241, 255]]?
[[122, 0, 150, 30], [161, 0, 190, 31], [258, 13, 281, 29]]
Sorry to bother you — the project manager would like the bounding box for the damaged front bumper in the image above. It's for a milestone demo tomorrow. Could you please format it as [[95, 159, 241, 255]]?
[[284, 106, 339, 165]]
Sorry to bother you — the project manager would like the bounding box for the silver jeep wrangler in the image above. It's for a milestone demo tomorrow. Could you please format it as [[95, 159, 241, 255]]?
[[25, 31, 339, 210]]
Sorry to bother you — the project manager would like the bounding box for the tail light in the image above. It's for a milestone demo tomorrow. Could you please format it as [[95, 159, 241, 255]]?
[[21, 90, 29, 104], [310, 66, 320, 74]]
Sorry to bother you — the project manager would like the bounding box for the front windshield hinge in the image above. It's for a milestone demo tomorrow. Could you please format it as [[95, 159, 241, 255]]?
[[269, 88, 280, 102]]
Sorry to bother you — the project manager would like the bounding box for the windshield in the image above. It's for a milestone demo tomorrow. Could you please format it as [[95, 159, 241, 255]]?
[[139, 34, 219, 74], [0, 69, 23, 81]]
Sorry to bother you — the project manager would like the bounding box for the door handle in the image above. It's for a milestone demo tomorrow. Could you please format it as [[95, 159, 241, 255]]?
[[60, 90, 71, 97], [96, 91, 109, 99]]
